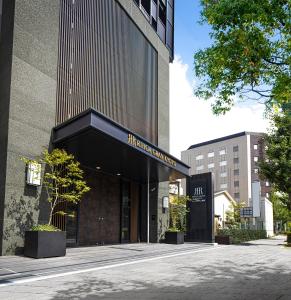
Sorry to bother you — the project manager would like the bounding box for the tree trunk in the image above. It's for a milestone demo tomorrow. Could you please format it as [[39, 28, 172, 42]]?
[[48, 210, 53, 226]]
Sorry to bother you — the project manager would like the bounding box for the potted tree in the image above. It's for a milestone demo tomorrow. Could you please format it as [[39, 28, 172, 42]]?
[[287, 232, 291, 247], [165, 195, 189, 244], [22, 149, 90, 258]]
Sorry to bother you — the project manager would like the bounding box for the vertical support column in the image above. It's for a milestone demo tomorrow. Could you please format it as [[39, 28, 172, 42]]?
[[147, 160, 150, 244]]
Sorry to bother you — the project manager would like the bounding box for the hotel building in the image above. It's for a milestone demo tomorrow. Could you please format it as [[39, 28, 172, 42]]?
[[0, 0, 189, 255], [181, 132, 271, 205]]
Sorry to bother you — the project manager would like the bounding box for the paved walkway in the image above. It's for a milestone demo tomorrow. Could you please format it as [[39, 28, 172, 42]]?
[[0, 242, 215, 285], [0, 236, 290, 299]]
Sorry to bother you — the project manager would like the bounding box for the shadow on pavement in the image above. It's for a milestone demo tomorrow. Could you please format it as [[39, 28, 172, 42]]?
[[236, 242, 286, 247], [49, 259, 291, 300]]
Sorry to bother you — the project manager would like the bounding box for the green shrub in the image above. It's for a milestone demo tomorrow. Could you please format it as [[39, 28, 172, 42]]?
[[166, 227, 180, 232], [217, 229, 267, 244], [31, 224, 61, 232], [287, 232, 291, 244]]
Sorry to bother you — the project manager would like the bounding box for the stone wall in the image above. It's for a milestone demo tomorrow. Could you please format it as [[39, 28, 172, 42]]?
[[0, 0, 59, 255]]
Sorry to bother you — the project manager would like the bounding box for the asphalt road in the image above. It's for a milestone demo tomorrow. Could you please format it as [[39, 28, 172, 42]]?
[[0, 236, 290, 300]]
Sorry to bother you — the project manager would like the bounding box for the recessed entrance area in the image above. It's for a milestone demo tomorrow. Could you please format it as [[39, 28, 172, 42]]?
[[52, 109, 189, 246], [75, 170, 145, 246]]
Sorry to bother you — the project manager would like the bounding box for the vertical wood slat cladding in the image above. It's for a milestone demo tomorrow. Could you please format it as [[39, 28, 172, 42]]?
[[57, 0, 158, 144]]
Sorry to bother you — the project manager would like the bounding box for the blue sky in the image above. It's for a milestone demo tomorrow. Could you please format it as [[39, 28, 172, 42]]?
[[174, 0, 212, 81], [169, 1, 269, 158]]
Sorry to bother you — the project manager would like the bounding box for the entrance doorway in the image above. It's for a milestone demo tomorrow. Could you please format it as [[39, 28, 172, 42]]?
[[121, 181, 140, 243], [76, 170, 142, 246], [121, 181, 130, 242]]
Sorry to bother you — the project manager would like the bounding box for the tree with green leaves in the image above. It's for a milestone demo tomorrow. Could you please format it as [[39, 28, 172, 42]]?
[[22, 149, 90, 227], [270, 190, 291, 225], [169, 195, 190, 232], [259, 110, 291, 210], [194, 0, 290, 114], [225, 201, 246, 228]]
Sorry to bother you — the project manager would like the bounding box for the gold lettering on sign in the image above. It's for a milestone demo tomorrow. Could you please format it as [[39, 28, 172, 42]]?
[[128, 134, 177, 167]]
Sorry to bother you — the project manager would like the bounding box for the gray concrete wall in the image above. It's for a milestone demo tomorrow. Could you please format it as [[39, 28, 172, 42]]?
[[0, 0, 15, 255], [1, 0, 59, 255]]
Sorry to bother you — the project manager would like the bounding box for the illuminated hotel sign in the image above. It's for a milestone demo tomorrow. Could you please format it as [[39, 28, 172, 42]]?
[[128, 134, 177, 167]]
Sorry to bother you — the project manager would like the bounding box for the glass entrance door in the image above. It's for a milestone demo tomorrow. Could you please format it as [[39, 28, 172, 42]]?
[[66, 203, 78, 246], [121, 181, 131, 243]]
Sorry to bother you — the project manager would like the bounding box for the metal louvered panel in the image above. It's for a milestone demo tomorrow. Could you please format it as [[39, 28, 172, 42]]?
[[56, 0, 158, 145]]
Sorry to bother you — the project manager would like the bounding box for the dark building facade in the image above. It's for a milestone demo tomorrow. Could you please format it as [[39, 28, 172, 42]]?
[[0, 0, 188, 255]]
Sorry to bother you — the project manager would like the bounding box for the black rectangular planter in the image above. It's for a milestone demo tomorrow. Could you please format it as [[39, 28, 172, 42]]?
[[165, 231, 184, 244], [24, 231, 66, 258], [215, 235, 231, 245]]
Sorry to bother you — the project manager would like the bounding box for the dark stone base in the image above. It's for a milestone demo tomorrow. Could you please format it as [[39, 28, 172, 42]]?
[[165, 231, 184, 244], [215, 235, 231, 245], [24, 231, 66, 258]]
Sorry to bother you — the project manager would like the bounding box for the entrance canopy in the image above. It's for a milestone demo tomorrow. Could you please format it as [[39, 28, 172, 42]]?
[[53, 109, 190, 183]]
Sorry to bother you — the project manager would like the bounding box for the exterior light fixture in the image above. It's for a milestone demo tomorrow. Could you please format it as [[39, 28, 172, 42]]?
[[26, 162, 41, 186], [116, 173, 121, 176], [162, 196, 169, 209], [96, 166, 101, 170]]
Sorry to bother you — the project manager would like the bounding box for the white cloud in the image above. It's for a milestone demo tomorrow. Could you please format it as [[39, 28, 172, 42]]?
[[169, 56, 270, 159]]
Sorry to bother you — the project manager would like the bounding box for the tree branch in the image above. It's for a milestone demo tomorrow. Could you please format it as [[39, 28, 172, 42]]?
[[263, 57, 287, 66]]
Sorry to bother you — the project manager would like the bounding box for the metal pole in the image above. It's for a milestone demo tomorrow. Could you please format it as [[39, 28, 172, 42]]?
[[147, 160, 150, 244]]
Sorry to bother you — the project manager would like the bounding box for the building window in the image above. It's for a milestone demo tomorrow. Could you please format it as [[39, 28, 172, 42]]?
[[266, 192, 269, 198], [254, 156, 259, 162], [196, 165, 204, 171], [219, 149, 226, 155], [196, 154, 204, 160], [220, 161, 227, 167], [220, 183, 227, 189], [266, 181, 270, 186], [220, 172, 227, 177], [220, 165, 227, 172], [208, 163, 215, 169], [234, 181, 239, 187], [254, 168, 259, 174], [158, 0, 167, 25], [254, 144, 258, 150], [234, 169, 239, 176], [196, 159, 203, 166], [151, 1, 157, 20], [233, 145, 239, 152], [208, 151, 214, 158], [233, 157, 239, 164], [234, 192, 240, 200]]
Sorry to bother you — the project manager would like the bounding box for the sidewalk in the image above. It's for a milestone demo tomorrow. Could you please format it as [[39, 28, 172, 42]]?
[[0, 236, 290, 299], [0, 242, 216, 286], [0, 236, 290, 300]]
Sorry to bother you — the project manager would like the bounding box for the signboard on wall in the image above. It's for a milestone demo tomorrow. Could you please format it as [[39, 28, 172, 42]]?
[[186, 172, 214, 242], [240, 207, 253, 218]]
